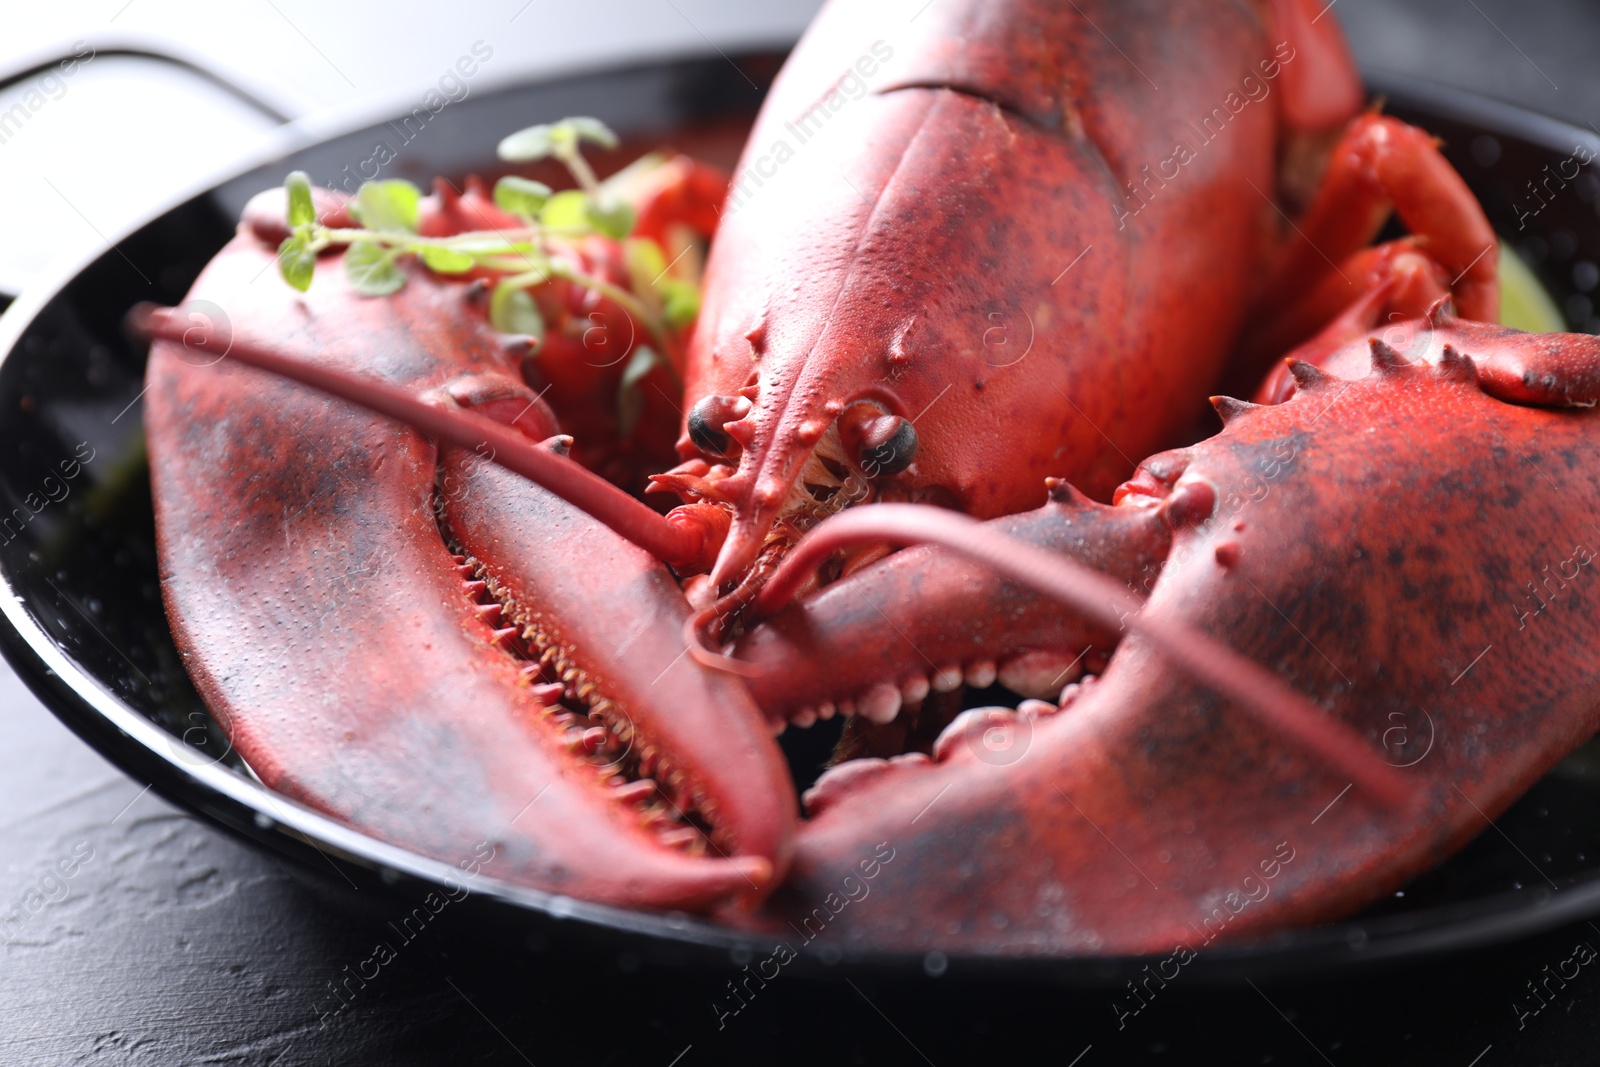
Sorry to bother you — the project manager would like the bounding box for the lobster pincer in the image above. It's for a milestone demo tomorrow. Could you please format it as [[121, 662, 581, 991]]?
[[731, 488, 1172, 727], [144, 227, 794, 910], [732, 315, 1600, 953]]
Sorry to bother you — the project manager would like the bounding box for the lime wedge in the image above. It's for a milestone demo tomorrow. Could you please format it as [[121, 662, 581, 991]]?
[[1499, 243, 1567, 333]]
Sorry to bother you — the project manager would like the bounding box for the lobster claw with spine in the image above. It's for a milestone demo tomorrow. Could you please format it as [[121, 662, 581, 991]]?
[[737, 308, 1600, 953], [143, 215, 795, 911]]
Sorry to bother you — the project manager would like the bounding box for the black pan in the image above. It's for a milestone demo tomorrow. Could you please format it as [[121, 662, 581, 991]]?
[[1, 53, 1597, 986]]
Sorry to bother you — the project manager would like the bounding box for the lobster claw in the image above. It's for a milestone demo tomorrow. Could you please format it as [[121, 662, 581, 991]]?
[[145, 231, 794, 910], [737, 321, 1600, 953], [732, 484, 1173, 727]]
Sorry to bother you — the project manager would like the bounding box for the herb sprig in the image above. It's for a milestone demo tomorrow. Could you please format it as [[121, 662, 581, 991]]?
[[274, 117, 699, 353]]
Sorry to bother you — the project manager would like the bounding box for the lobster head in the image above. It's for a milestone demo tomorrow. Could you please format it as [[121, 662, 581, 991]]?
[[674, 113, 1050, 599], [679, 204, 987, 593], [673, 78, 1081, 594], [664, 0, 1358, 596]]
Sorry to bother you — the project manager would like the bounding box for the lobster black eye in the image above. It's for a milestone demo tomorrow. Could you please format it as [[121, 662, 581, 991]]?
[[838, 403, 917, 477], [688, 394, 749, 458], [861, 417, 917, 476]]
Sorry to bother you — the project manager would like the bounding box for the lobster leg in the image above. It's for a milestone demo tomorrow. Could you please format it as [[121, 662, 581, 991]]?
[[1263, 0, 1363, 131], [740, 315, 1600, 953], [1251, 281, 1424, 403], [1237, 114, 1500, 386]]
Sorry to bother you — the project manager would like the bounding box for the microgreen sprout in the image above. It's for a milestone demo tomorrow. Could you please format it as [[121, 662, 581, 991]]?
[[273, 119, 697, 433], [497, 116, 636, 239], [273, 118, 688, 354]]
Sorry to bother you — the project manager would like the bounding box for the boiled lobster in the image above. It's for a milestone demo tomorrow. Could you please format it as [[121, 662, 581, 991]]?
[[133, 0, 1600, 954]]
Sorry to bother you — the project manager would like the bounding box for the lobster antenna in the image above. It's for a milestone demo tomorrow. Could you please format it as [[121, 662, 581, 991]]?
[[131, 303, 706, 568], [753, 504, 1413, 808]]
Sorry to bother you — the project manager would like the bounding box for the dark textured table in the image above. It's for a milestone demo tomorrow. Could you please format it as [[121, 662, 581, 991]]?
[[5, 2, 1600, 1064]]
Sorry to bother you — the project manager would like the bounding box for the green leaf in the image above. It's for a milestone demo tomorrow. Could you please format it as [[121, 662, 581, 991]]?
[[277, 234, 315, 292], [661, 279, 701, 329], [344, 241, 406, 295], [617, 345, 660, 436], [624, 237, 699, 327], [285, 170, 315, 228], [563, 116, 619, 150], [351, 179, 421, 234], [497, 116, 618, 163], [493, 175, 553, 219], [539, 189, 592, 232], [489, 281, 546, 340], [586, 198, 636, 240], [419, 244, 476, 274], [623, 237, 668, 285], [497, 124, 555, 163]]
